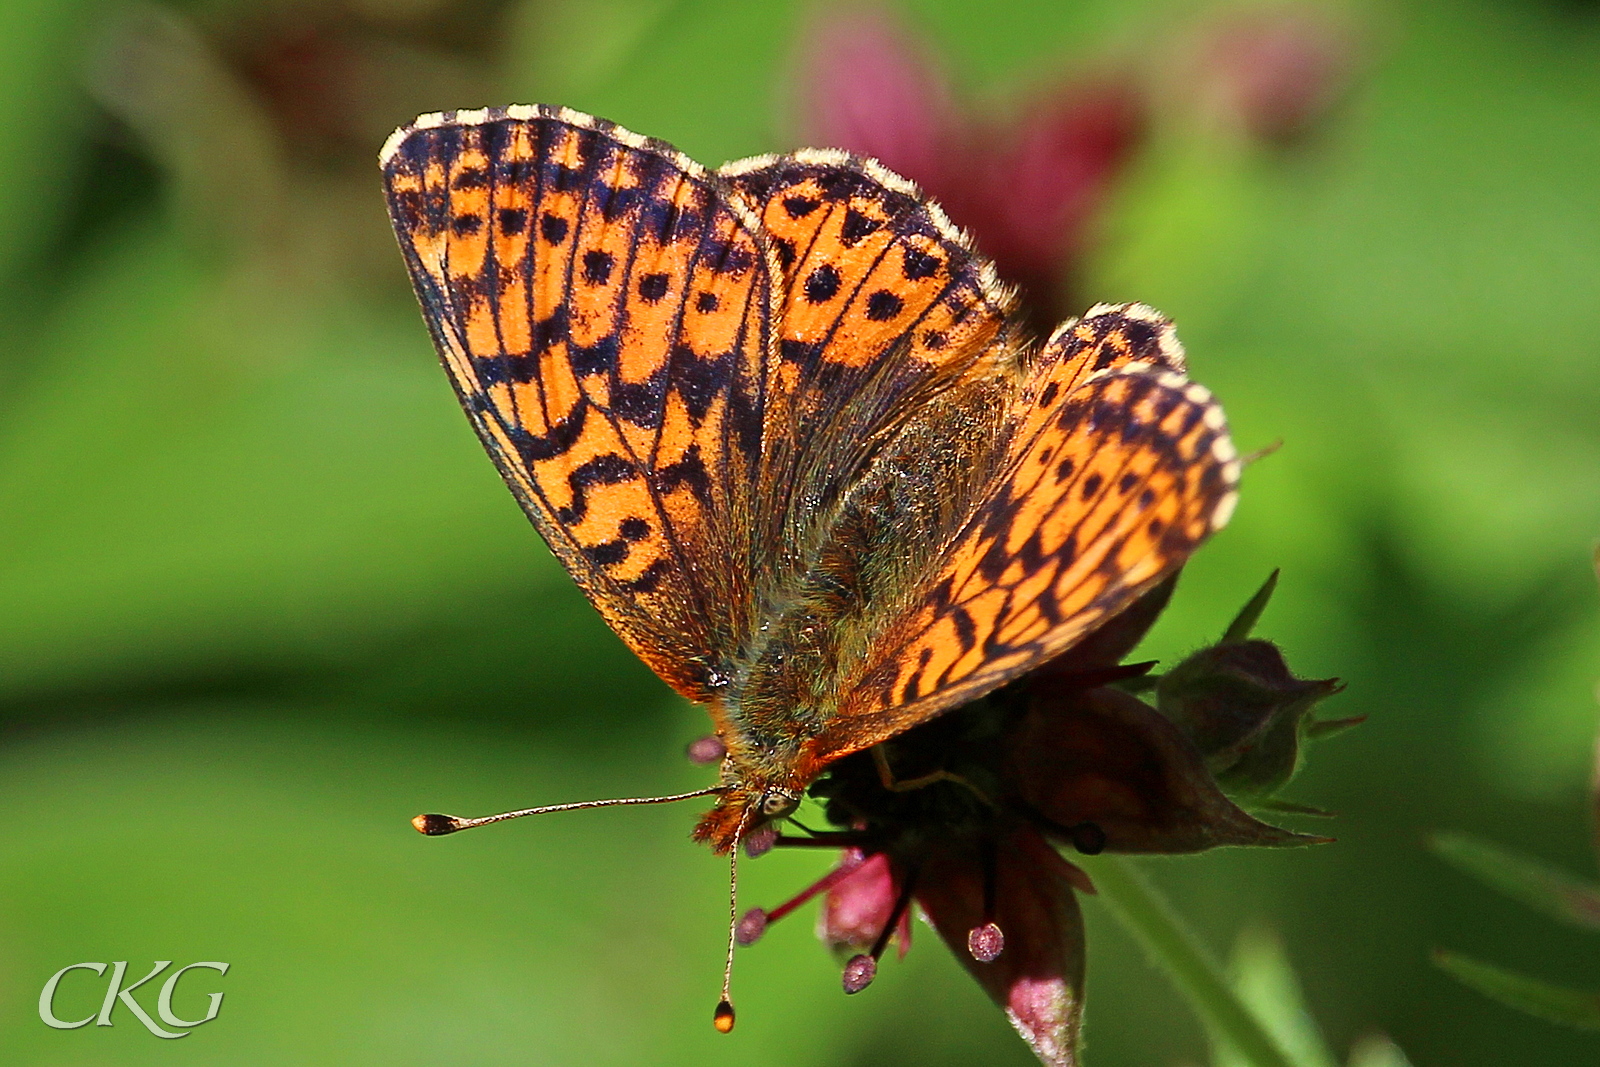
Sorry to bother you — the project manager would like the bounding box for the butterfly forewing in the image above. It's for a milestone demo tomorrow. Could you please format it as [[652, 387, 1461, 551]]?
[[719, 153, 1019, 569], [383, 106, 778, 699]]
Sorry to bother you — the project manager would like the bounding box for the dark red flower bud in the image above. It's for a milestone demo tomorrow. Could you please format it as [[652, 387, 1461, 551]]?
[[1156, 638, 1344, 799], [1010, 686, 1315, 852]]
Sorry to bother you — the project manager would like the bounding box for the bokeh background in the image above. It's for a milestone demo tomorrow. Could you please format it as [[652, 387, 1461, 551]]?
[[1, 0, 1597, 1063]]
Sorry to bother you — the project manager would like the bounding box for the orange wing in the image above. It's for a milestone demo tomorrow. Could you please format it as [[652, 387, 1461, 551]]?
[[382, 106, 778, 699], [718, 152, 1020, 573], [383, 110, 1237, 784], [814, 304, 1240, 760]]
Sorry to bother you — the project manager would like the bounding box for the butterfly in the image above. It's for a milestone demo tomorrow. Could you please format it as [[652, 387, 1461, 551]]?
[[381, 104, 1239, 1027]]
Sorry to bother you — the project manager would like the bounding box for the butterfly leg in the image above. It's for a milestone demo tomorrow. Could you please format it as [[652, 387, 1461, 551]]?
[[871, 746, 1000, 811]]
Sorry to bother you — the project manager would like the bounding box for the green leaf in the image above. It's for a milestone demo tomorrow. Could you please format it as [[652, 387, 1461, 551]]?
[[506, 0, 688, 103], [1224, 570, 1281, 643], [1255, 799, 1336, 819], [1431, 950, 1600, 1031], [1430, 832, 1600, 931], [0, 0, 96, 282], [1304, 716, 1367, 741], [1346, 1035, 1415, 1067], [1214, 928, 1338, 1067]]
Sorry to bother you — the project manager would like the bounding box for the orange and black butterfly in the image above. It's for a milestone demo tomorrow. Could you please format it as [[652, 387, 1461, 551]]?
[[381, 104, 1239, 1026]]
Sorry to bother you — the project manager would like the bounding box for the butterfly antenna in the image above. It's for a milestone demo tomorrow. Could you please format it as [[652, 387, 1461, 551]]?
[[714, 805, 753, 1034], [1240, 438, 1284, 467], [411, 785, 725, 836]]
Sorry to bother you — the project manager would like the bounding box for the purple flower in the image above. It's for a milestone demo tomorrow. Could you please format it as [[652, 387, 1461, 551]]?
[[795, 7, 1145, 333], [1184, 5, 1355, 146]]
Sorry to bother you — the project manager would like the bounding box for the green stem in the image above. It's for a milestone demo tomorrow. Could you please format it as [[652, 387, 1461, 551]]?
[[1082, 855, 1297, 1067]]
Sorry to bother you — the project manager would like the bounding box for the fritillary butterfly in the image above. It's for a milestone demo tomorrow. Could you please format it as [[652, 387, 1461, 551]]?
[[381, 103, 1240, 1027]]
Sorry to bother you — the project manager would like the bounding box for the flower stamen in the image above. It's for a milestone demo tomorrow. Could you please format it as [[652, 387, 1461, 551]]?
[[686, 735, 727, 764], [737, 853, 869, 946], [773, 832, 873, 848], [968, 836, 1006, 962], [743, 824, 779, 857]]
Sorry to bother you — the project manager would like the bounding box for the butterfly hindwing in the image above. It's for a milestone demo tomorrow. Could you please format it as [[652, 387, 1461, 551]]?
[[816, 306, 1240, 758], [382, 106, 778, 699]]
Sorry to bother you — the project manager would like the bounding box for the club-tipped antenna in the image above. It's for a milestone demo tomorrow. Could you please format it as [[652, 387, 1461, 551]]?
[[412, 785, 725, 836], [713, 805, 753, 1033]]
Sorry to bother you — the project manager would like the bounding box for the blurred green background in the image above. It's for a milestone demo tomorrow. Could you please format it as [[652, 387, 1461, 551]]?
[[1, 0, 1597, 1063]]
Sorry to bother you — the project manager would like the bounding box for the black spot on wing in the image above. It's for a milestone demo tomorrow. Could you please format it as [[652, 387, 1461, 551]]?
[[902, 246, 941, 279], [498, 207, 527, 235], [773, 238, 797, 270], [804, 265, 842, 303], [533, 306, 570, 352], [1119, 316, 1158, 355], [505, 402, 587, 463], [584, 539, 630, 567], [865, 290, 903, 321], [583, 250, 614, 285], [670, 346, 733, 424], [540, 212, 569, 244], [780, 338, 822, 373], [709, 242, 755, 276], [639, 272, 670, 302], [621, 558, 669, 593], [950, 606, 978, 652], [608, 362, 667, 427], [549, 164, 583, 193], [783, 195, 820, 218], [841, 208, 881, 244], [655, 444, 712, 502]]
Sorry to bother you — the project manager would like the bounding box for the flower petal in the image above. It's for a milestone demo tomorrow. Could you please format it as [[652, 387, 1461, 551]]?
[[987, 79, 1144, 267], [819, 849, 911, 957], [1010, 687, 1321, 852], [1189, 6, 1354, 146], [942, 77, 1144, 325], [917, 830, 1087, 1066], [795, 7, 954, 192]]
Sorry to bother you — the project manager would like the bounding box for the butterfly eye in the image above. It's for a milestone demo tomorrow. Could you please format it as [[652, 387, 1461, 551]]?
[[760, 791, 799, 818]]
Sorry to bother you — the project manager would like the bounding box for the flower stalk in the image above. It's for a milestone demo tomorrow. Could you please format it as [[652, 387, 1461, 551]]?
[[1079, 854, 1299, 1067]]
